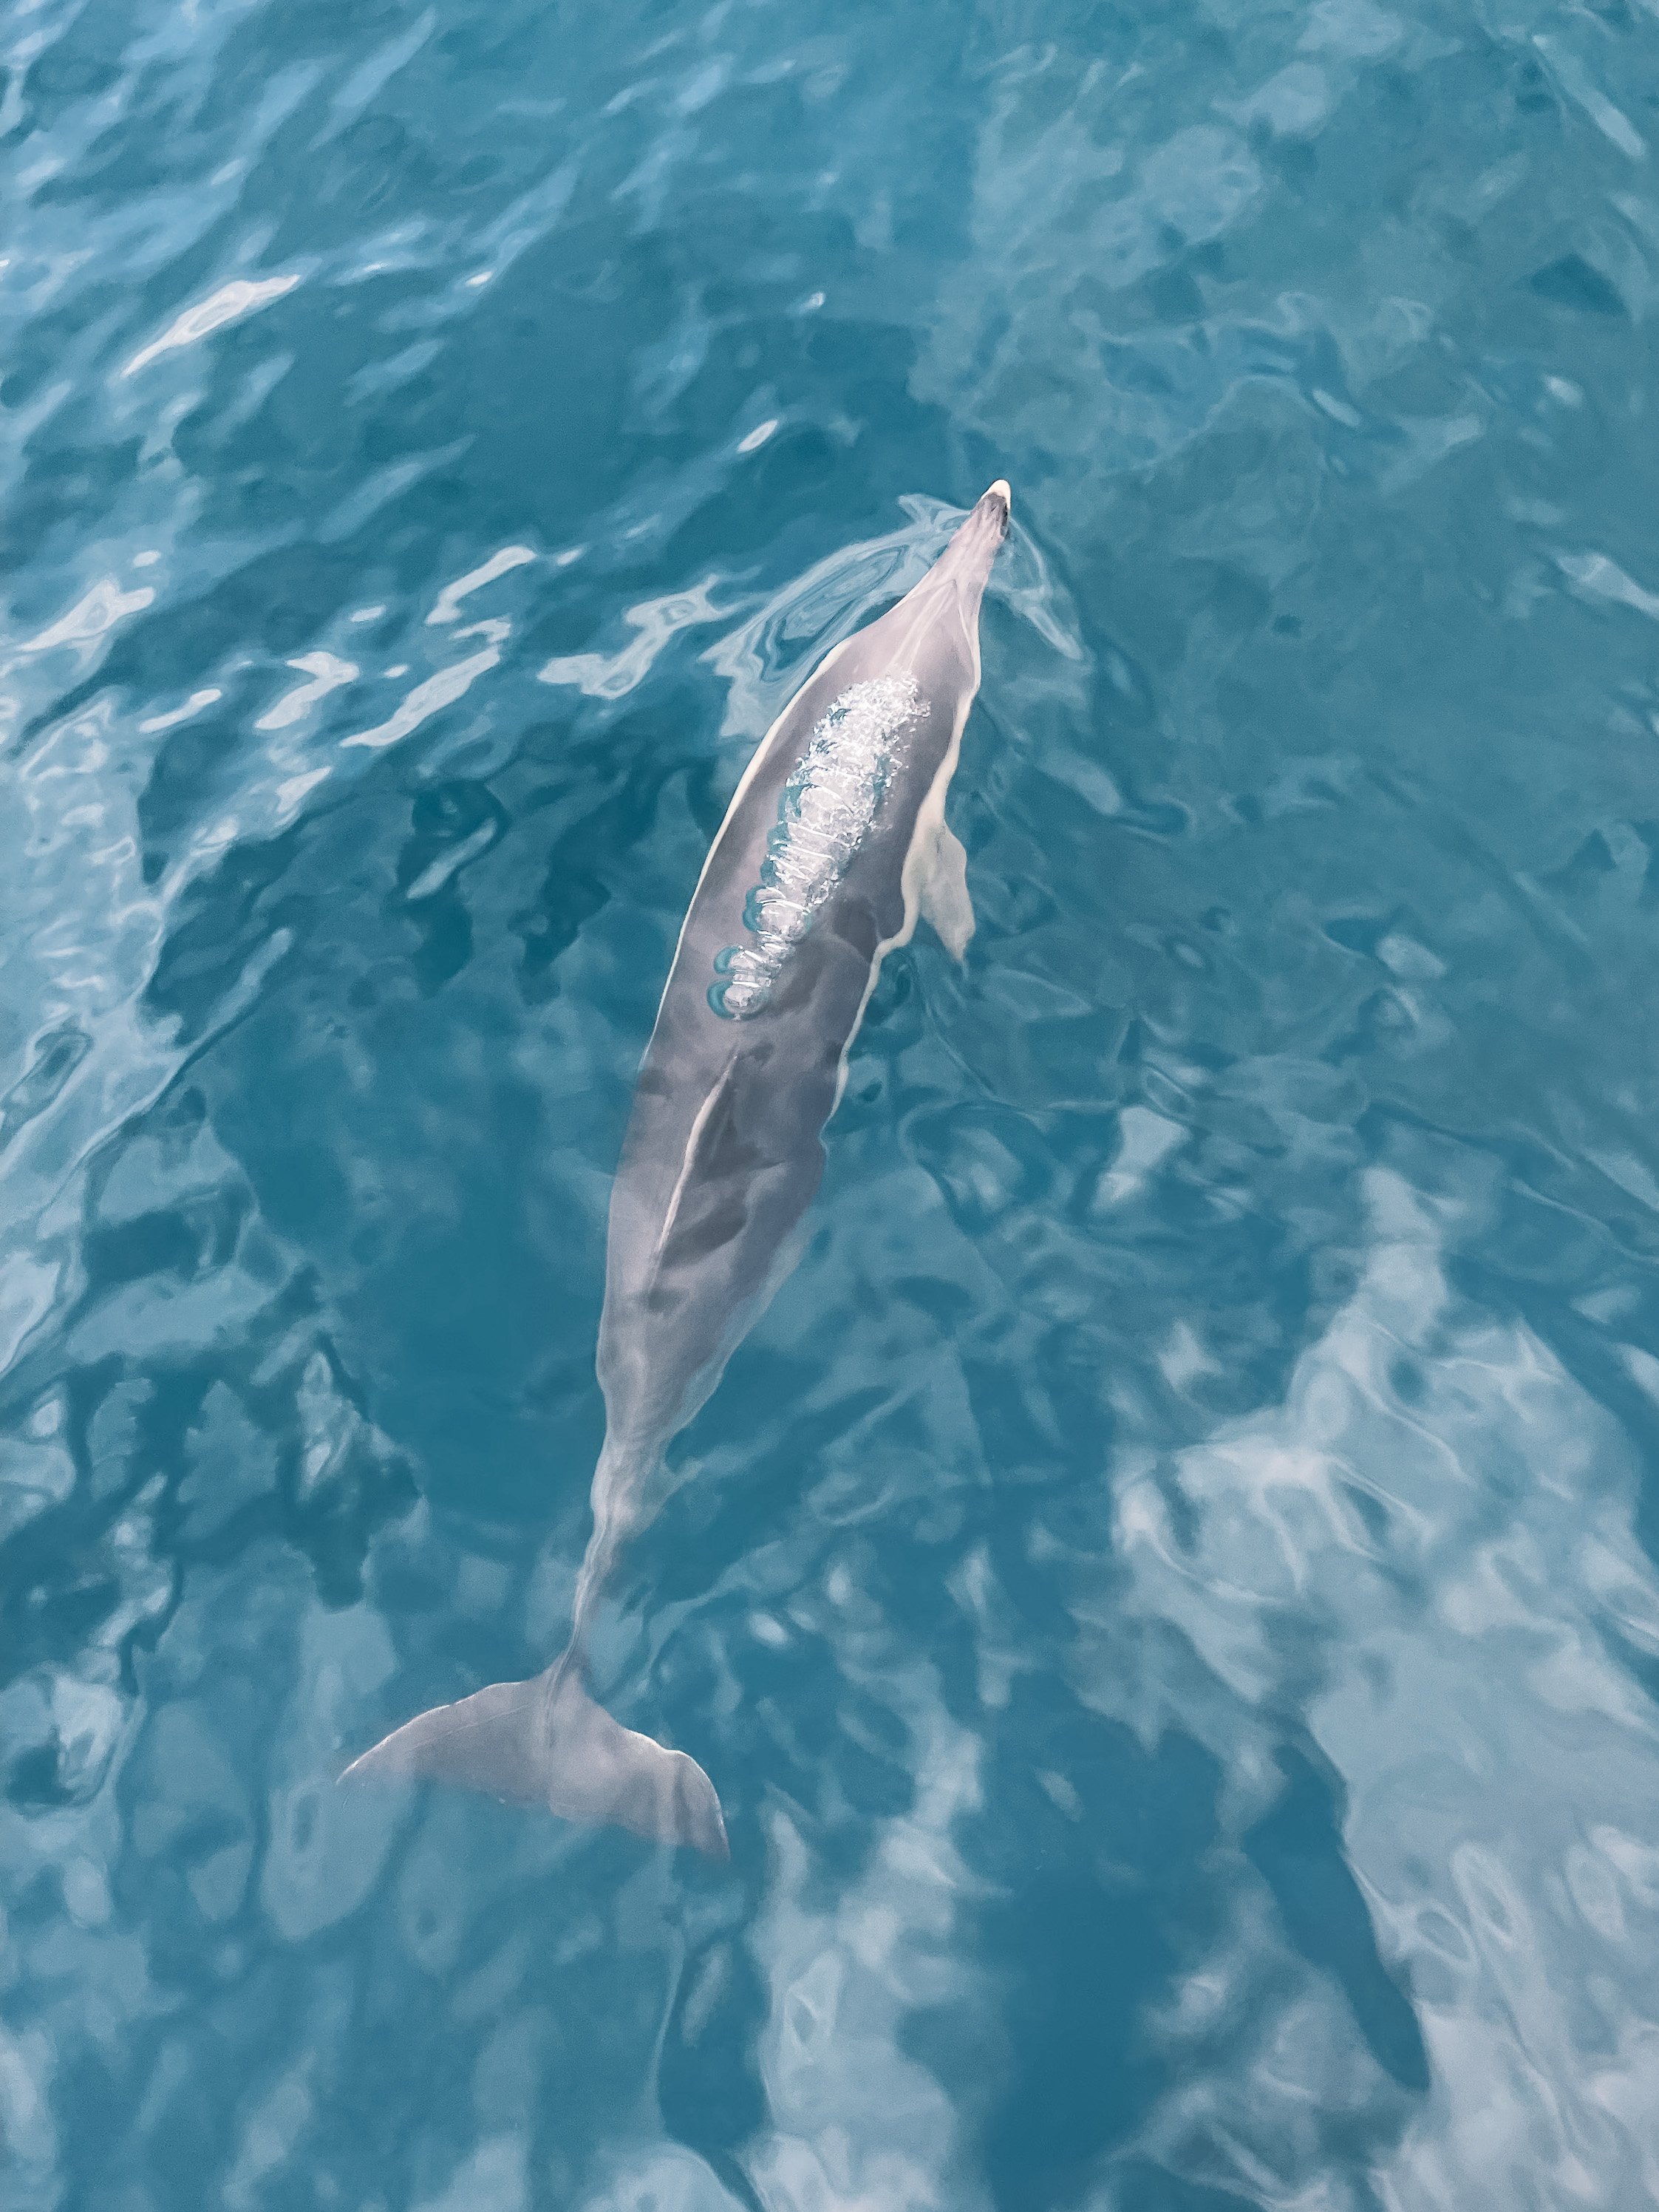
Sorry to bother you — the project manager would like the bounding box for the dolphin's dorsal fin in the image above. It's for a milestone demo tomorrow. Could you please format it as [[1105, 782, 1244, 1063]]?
[[917, 820, 975, 962]]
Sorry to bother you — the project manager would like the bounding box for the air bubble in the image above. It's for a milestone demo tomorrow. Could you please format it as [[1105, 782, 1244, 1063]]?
[[709, 675, 922, 1018]]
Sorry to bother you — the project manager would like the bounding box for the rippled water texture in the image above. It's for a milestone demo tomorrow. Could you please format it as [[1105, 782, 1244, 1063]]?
[[7, 1, 1659, 2205]]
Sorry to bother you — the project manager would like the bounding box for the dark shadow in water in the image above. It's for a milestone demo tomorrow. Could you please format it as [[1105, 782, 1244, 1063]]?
[[913, 1681, 1229, 2212], [1244, 1745, 1428, 2094]]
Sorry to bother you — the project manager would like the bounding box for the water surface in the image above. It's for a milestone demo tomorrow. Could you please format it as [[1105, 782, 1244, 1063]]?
[[6, 1, 1659, 2207]]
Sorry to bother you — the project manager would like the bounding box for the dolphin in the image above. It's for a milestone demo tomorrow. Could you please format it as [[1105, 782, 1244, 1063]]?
[[342, 482, 1012, 1855]]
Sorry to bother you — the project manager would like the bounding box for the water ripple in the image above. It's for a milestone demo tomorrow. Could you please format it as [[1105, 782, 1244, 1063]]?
[[7, 0, 1659, 2205]]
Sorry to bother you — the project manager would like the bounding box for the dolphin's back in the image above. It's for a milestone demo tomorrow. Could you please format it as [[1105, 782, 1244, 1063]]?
[[597, 578, 974, 1449]]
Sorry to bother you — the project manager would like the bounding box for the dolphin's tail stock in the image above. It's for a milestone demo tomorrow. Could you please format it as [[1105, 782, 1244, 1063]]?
[[339, 1660, 729, 1859]]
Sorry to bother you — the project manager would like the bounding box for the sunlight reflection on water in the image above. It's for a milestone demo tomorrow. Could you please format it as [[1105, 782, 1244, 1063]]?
[[7, 0, 1659, 2204]]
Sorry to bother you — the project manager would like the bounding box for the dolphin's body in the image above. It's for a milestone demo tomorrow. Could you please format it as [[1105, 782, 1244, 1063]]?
[[343, 483, 1011, 1854]]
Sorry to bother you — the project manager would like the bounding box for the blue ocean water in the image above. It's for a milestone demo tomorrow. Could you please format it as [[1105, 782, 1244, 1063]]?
[[7, 0, 1659, 2203]]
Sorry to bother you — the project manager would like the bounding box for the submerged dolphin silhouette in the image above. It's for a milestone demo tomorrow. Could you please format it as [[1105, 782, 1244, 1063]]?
[[342, 483, 1012, 1855]]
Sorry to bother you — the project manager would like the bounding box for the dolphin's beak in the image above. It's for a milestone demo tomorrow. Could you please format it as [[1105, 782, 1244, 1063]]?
[[933, 480, 1012, 595], [974, 480, 1012, 542], [972, 480, 1012, 554]]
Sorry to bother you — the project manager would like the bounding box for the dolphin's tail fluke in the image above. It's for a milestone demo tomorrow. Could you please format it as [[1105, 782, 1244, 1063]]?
[[339, 1663, 729, 1859]]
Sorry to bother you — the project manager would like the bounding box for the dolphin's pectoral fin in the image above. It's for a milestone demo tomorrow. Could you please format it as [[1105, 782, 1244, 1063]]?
[[917, 820, 975, 963], [340, 1666, 729, 1859]]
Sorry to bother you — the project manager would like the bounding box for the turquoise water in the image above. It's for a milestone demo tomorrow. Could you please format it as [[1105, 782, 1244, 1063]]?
[[7, 0, 1659, 2203]]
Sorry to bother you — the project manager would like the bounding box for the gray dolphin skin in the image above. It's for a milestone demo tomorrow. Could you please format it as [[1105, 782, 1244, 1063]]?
[[341, 481, 1012, 1857]]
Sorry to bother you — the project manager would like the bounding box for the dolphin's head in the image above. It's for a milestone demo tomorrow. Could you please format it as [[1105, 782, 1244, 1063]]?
[[858, 477, 1011, 693], [926, 479, 1012, 612]]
